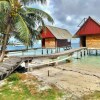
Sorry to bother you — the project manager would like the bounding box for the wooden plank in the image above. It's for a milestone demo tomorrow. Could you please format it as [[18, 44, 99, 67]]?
[[0, 67, 8, 73], [0, 47, 87, 80], [20, 47, 87, 59]]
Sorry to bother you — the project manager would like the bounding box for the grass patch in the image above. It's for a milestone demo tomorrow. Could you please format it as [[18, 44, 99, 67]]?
[[0, 73, 63, 100], [7, 73, 21, 82], [81, 91, 100, 100]]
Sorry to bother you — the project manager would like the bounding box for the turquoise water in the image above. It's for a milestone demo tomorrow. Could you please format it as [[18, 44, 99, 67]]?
[[71, 55, 100, 68], [7, 43, 79, 56], [6, 43, 100, 69], [7, 43, 79, 50]]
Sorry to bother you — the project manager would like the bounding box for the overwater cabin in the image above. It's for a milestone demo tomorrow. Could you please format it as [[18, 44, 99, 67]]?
[[39, 25, 72, 48], [74, 16, 100, 49]]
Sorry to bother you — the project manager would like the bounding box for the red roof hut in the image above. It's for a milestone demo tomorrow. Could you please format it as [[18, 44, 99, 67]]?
[[74, 16, 100, 49], [39, 25, 72, 48]]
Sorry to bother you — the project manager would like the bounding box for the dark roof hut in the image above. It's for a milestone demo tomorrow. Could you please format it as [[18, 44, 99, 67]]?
[[39, 25, 72, 48], [73, 16, 100, 49]]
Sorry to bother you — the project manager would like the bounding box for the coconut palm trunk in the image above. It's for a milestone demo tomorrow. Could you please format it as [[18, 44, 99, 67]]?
[[0, 25, 10, 62]]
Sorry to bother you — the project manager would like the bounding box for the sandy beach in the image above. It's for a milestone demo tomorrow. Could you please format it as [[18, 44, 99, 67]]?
[[27, 58, 100, 97]]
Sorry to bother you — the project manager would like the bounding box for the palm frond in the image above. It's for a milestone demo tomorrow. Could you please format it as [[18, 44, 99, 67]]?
[[13, 13, 31, 46], [19, 13, 43, 46], [25, 7, 54, 24], [20, 0, 46, 5], [0, 0, 10, 12], [0, 12, 8, 33]]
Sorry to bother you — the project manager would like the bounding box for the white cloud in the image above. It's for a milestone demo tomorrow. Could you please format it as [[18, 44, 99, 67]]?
[[66, 16, 72, 21]]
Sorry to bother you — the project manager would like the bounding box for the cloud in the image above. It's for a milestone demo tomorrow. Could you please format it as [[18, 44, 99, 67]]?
[[46, 0, 100, 33], [30, 0, 100, 43]]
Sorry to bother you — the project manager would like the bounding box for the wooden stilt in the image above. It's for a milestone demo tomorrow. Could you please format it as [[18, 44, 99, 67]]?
[[57, 48, 58, 52], [25, 60, 29, 72], [96, 50, 98, 56], [85, 49, 87, 56], [76, 52, 80, 59], [89, 49, 90, 55], [22, 51, 24, 56], [82, 50, 84, 57], [42, 49, 43, 55], [47, 49, 48, 54], [34, 49, 36, 55], [48, 70, 50, 77], [84, 49, 85, 56], [51, 49, 53, 54], [80, 51, 82, 57], [87, 49, 89, 55]]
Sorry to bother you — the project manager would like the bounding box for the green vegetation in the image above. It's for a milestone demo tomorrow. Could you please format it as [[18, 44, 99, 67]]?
[[0, 73, 63, 100], [1, 73, 100, 100], [0, 0, 54, 62]]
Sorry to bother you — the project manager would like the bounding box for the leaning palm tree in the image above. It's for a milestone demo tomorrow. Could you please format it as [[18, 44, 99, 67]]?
[[0, 0, 54, 62]]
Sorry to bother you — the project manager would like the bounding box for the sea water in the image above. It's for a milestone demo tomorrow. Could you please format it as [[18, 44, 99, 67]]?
[[6, 43, 100, 69], [62, 55, 100, 73], [7, 43, 80, 56], [7, 43, 79, 50]]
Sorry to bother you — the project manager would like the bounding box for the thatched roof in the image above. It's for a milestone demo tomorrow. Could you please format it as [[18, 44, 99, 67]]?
[[46, 25, 72, 39]]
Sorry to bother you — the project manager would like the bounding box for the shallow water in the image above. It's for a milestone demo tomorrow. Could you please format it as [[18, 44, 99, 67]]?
[[64, 55, 100, 73], [73, 56, 100, 67]]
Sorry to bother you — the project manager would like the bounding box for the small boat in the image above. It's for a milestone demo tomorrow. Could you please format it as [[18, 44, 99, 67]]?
[[13, 42, 24, 46]]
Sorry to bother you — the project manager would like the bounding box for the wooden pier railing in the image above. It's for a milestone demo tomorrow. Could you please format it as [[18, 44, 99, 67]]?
[[6, 46, 72, 56], [0, 47, 87, 80]]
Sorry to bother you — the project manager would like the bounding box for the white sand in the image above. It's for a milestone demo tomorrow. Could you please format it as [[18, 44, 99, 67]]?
[[28, 62, 100, 97]]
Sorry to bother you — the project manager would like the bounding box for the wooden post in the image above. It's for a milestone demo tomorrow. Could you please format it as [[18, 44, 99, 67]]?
[[82, 50, 84, 57], [42, 48, 43, 55], [87, 49, 89, 55], [84, 49, 87, 56], [76, 52, 79, 59], [25, 60, 29, 72], [47, 49, 48, 54], [88, 49, 90, 55], [48, 70, 50, 77], [84, 49, 86, 56], [22, 51, 24, 56], [96, 50, 98, 56], [77, 52, 78, 58], [51, 49, 53, 54], [34, 49, 36, 56], [80, 51, 82, 57], [59, 48, 60, 52], [55, 48, 57, 53], [57, 48, 58, 53], [76, 51, 81, 59]]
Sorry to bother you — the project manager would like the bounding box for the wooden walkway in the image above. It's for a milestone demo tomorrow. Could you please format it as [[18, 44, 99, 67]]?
[[0, 47, 87, 80]]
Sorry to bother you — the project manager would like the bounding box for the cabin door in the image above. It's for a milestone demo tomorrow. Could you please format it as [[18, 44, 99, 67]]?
[[42, 39, 45, 48], [80, 36, 86, 47]]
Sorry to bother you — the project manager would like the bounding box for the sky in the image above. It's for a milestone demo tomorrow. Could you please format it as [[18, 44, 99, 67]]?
[[30, 0, 100, 43]]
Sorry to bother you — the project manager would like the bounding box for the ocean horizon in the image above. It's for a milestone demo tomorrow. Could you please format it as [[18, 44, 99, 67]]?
[[6, 43, 80, 51]]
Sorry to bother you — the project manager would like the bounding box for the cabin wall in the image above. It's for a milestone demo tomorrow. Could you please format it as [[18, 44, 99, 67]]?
[[86, 35, 100, 48], [45, 38, 56, 48], [57, 39, 71, 47]]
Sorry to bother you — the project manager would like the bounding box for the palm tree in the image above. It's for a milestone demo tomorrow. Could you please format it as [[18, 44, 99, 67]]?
[[0, 0, 54, 62]]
